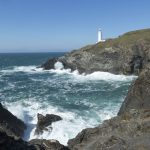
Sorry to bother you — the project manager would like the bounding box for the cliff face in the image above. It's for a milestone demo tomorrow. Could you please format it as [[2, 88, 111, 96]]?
[[42, 28, 150, 75], [118, 64, 150, 115], [67, 64, 150, 150]]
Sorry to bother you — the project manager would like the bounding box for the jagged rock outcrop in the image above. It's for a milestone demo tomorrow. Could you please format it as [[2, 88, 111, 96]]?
[[118, 64, 150, 115], [0, 129, 69, 150], [41, 58, 58, 70], [0, 103, 26, 138], [42, 29, 150, 75], [0, 130, 36, 150], [67, 64, 150, 150], [35, 113, 62, 135]]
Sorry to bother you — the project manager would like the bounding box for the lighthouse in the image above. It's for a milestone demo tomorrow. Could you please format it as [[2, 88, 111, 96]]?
[[98, 28, 105, 43]]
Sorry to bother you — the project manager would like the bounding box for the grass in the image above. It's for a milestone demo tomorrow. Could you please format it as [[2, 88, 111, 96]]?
[[92, 28, 150, 50]]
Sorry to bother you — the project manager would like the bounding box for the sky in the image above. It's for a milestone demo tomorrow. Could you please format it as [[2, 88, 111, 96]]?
[[0, 0, 150, 52]]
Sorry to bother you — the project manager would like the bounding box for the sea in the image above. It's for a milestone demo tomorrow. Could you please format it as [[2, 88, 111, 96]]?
[[0, 52, 136, 145]]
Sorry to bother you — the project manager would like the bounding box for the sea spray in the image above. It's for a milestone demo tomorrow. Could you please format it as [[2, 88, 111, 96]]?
[[54, 61, 64, 70]]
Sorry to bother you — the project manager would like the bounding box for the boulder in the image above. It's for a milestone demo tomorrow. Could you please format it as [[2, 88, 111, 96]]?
[[0, 103, 26, 138], [35, 113, 62, 134]]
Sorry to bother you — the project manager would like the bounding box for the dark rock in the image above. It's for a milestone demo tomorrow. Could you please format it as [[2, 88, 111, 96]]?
[[42, 29, 150, 75], [41, 58, 58, 70], [35, 113, 62, 134], [68, 64, 150, 150], [118, 63, 150, 115], [0, 129, 69, 150], [0, 102, 26, 138], [129, 55, 143, 74], [0, 129, 36, 150], [30, 139, 70, 150]]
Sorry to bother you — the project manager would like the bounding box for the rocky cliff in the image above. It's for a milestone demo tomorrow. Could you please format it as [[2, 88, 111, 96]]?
[[118, 64, 150, 115], [42, 28, 150, 75], [67, 64, 150, 150]]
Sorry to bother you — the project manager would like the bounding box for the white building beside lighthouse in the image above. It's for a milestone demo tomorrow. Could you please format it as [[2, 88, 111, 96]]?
[[98, 28, 105, 43]]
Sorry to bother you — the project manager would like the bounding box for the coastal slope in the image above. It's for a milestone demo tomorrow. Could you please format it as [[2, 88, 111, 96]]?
[[42, 28, 150, 75]]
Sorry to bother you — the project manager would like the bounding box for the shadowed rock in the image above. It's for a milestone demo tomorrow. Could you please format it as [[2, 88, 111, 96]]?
[[41, 58, 58, 70], [0, 103, 26, 138], [0, 129, 69, 150], [118, 64, 150, 115], [0, 130, 36, 150], [35, 113, 62, 135]]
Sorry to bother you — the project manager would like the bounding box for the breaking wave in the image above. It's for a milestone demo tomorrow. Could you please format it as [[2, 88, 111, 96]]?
[[0, 61, 137, 145], [0, 62, 137, 82], [3, 97, 120, 145]]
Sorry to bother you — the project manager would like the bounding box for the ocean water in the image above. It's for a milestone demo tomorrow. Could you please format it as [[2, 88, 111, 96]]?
[[0, 52, 137, 145]]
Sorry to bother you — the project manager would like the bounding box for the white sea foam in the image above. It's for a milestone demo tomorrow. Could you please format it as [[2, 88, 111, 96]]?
[[3, 100, 100, 145], [54, 61, 64, 70], [1, 63, 136, 145], [0, 66, 44, 74], [52, 62, 137, 82], [50, 68, 72, 74], [72, 71, 137, 82], [0, 58, 136, 147], [0, 62, 137, 82], [2, 81, 128, 146]]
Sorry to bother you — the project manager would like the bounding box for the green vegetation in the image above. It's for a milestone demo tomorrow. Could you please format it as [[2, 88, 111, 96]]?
[[92, 28, 150, 51]]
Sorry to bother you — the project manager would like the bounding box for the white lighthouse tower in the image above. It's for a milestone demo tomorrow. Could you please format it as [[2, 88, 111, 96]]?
[[98, 28, 105, 43]]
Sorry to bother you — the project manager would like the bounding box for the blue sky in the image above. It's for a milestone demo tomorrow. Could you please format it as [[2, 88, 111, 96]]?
[[0, 0, 150, 52]]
